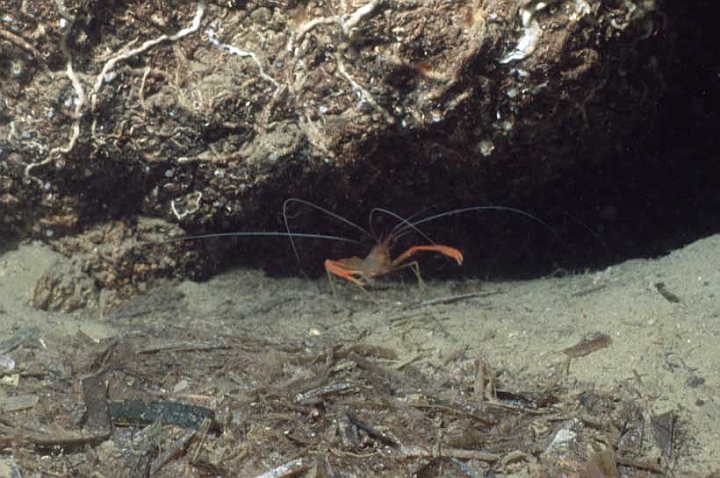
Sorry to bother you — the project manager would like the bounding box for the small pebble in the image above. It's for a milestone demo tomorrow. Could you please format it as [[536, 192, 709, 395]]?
[[0, 354, 15, 371]]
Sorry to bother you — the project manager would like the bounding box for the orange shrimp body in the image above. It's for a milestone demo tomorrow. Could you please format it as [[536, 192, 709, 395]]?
[[324, 235, 464, 291]]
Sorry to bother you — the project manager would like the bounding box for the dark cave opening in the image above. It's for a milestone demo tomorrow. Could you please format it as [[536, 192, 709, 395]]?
[[202, 1, 720, 282]]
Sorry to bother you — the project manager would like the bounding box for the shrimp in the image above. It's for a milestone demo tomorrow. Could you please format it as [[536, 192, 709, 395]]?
[[174, 199, 563, 296], [282, 199, 565, 295], [324, 236, 463, 294]]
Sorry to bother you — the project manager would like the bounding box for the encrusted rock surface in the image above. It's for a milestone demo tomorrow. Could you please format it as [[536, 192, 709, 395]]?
[[1, 0, 714, 301]]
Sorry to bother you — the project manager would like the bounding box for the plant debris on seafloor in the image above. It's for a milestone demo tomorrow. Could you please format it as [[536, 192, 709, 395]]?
[[0, 323, 695, 478]]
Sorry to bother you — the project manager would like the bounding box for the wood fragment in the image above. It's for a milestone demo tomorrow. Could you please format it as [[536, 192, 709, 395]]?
[[329, 447, 379, 458], [108, 399, 216, 430], [253, 458, 307, 478], [0, 327, 40, 354], [494, 389, 559, 409], [346, 410, 400, 447], [337, 412, 359, 449], [615, 455, 663, 473], [654, 282, 681, 303], [401, 445, 500, 462], [410, 402, 495, 427], [579, 449, 619, 478], [484, 399, 552, 415], [448, 457, 478, 478], [82, 375, 112, 436], [499, 450, 532, 467], [473, 359, 496, 402], [563, 333, 612, 358], [404, 292, 493, 309], [131, 446, 155, 478], [273, 368, 330, 400], [346, 343, 397, 360], [474, 359, 486, 401], [570, 284, 608, 297], [137, 340, 230, 354], [294, 381, 358, 405], [651, 410, 676, 458], [0, 394, 39, 412], [393, 354, 422, 370], [0, 421, 108, 449], [89, 338, 119, 373], [0, 374, 112, 450], [189, 418, 212, 464], [149, 429, 197, 476], [347, 352, 397, 395]]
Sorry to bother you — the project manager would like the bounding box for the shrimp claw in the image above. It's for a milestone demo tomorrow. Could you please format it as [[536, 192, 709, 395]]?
[[391, 245, 463, 268]]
